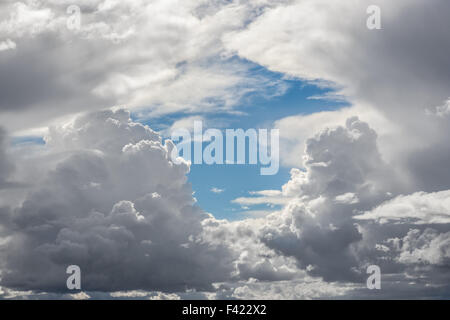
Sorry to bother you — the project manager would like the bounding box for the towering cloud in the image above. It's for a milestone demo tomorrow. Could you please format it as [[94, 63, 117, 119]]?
[[0, 110, 234, 292]]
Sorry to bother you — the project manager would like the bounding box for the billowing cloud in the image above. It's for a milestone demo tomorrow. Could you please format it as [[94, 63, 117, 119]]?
[[396, 229, 450, 266], [257, 117, 395, 282], [1, 109, 450, 299], [0, 109, 235, 292]]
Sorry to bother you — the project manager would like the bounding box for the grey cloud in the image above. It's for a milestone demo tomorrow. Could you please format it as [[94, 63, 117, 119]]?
[[0, 128, 14, 188], [220, 0, 450, 292], [225, 0, 450, 192], [0, 35, 113, 114], [397, 228, 450, 266], [0, 0, 290, 133], [0, 109, 235, 293], [355, 190, 450, 225], [257, 117, 450, 290], [258, 118, 393, 282]]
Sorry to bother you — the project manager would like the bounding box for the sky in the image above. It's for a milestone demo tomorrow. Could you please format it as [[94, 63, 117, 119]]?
[[0, 0, 450, 300], [136, 67, 348, 220]]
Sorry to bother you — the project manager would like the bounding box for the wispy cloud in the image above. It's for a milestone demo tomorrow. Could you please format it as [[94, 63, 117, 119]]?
[[210, 187, 225, 194]]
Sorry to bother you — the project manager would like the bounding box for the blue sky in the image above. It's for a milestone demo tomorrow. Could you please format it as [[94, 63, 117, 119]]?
[[135, 65, 349, 220]]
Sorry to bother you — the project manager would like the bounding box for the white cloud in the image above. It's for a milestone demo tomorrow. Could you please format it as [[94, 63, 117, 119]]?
[[230, 278, 353, 300], [427, 98, 450, 118], [258, 117, 393, 282], [0, 0, 289, 134], [149, 292, 181, 300], [226, 0, 450, 192], [355, 190, 450, 225], [110, 290, 149, 298], [70, 292, 91, 300], [274, 106, 395, 168], [335, 193, 359, 205], [397, 229, 450, 266], [210, 187, 224, 194], [232, 190, 288, 207], [0, 39, 16, 51]]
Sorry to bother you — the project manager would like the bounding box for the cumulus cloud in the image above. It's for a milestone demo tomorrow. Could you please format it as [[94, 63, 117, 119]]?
[[249, 116, 450, 293], [1, 108, 449, 298], [273, 106, 394, 168], [257, 117, 395, 282], [0, 109, 235, 292], [1, 110, 351, 298], [396, 229, 450, 266]]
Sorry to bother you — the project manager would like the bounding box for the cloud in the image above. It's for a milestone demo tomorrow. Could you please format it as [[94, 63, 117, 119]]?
[[232, 190, 287, 207], [225, 0, 450, 117], [229, 278, 353, 300], [427, 98, 450, 118], [355, 190, 450, 225], [273, 106, 394, 168], [396, 229, 450, 266], [0, 0, 289, 134], [0, 109, 329, 297], [69, 292, 91, 300], [0, 128, 14, 189], [1, 111, 449, 298], [258, 117, 394, 282], [335, 193, 359, 205], [0, 109, 236, 293], [219, 1, 450, 294], [254, 116, 450, 292], [210, 187, 224, 194], [225, 0, 450, 192], [200, 216, 301, 283], [0, 39, 16, 52]]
